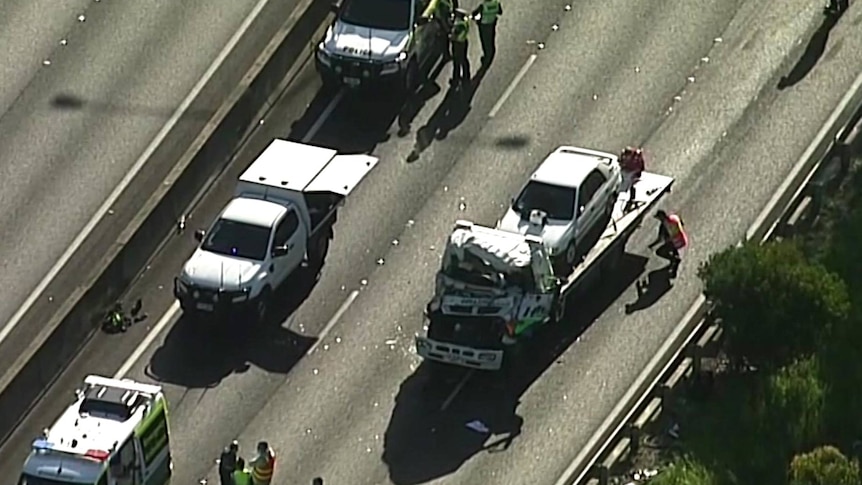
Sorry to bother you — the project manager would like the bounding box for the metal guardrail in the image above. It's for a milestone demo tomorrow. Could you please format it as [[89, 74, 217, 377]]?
[[554, 69, 862, 485]]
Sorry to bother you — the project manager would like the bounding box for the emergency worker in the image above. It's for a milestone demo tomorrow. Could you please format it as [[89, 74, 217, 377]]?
[[450, 9, 471, 84], [433, 0, 457, 34], [249, 441, 276, 485], [218, 441, 240, 485], [104, 302, 129, 332], [619, 146, 645, 201], [652, 210, 688, 275], [472, 0, 502, 66]]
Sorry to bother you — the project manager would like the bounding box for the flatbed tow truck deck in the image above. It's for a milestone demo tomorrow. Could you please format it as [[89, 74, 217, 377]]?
[[415, 171, 675, 371]]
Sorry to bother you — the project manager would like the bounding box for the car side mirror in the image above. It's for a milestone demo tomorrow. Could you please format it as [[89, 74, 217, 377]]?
[[330, 2, 340, 12], [272, 245, 289, 257], [194, 229, 205, 242]]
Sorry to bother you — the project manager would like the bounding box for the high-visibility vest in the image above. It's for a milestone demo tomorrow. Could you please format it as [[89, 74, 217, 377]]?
[[451, 17, 469, 42], [233, 468, 252, 485], [662, 214, 688, 249], [250, 450, 275, 485], [479, 0, 501, 24]]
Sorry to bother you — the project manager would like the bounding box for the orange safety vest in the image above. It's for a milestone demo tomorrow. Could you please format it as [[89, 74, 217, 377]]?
[[250, 450, 275, 485], [662, 214, 688, 249]]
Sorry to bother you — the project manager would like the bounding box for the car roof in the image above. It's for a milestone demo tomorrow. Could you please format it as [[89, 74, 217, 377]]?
[[530, 146, 616, 189], [221, 198, 286, 228]]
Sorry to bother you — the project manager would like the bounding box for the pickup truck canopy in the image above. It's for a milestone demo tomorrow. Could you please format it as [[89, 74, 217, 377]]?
[[239, 139, 379, 196]]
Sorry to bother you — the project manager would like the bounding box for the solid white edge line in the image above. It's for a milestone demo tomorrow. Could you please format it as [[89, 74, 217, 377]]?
[[115, 288, 360, 379], [302, 89, 346, 143], [306, 289, 360, 356], [440, 368, 475, 411], [746, 70, 862, 241], [0, 0, 274, 347], [552, 295, 706, 485], [115, 301, 181, 379], [488, 54, 537, 118], [553, 68, 862, 485]]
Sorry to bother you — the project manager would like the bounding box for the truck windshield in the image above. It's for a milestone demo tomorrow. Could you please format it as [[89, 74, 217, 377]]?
[[340, 0, 411, 31], [202, 219, 271, 261], [20, 475, 90, 485], [513, 181, 576, 221], [443, 253, 505, 288]]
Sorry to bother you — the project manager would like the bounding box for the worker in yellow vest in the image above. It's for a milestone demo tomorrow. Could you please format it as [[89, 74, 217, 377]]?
[[471, 0, 502, 66], [249, 441, 276, 485], [449, 9, 471, 84], [232, 457, 252, 485]]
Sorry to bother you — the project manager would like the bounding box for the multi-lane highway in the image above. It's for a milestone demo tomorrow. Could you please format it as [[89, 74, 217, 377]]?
[[2, 0, 862, 484], [0, 0, 303, 368]]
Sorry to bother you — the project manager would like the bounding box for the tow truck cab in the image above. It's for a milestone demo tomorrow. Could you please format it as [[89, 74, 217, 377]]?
[[418, 221, 563, 371], [315, 0, 443, 91]]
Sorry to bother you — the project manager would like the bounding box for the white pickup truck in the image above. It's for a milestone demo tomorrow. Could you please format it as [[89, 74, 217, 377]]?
[[498, 146, 624, 269], [173, 139, 378, 322]]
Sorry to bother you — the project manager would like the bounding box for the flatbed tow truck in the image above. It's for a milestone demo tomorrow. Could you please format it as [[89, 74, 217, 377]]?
[[415, 155, 674, 371]]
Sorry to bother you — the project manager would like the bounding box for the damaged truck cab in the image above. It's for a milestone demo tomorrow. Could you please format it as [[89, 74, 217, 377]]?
[[419, 221, 565, 370]]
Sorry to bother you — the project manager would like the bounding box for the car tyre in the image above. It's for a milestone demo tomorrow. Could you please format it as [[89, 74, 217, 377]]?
[[255, 286, 271, 324]]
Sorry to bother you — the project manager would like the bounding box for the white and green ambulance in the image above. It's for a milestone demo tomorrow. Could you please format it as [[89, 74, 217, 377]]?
[[19, 375, 172, 485]]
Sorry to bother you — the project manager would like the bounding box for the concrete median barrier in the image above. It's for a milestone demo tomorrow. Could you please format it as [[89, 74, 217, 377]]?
[[0, 0, 331, 446]]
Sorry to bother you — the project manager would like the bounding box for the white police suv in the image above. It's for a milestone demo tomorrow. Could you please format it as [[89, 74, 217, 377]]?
[[315, 0, 445, 91]]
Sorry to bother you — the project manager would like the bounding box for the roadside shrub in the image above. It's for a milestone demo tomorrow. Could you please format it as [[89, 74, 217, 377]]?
[[649, 457, 717, 485], [788, 445, 861, 485], [697, 240, 849, 369], [759, 357, 826, 455]]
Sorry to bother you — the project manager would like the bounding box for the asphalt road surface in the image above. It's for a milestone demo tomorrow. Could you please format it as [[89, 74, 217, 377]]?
[[0, 0, 295, 348], [3, 1, 862, 484]]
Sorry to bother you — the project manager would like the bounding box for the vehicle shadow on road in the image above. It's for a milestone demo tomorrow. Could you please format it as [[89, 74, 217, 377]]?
[[145, 257, 326, 388], [287, 77, 439, 156], [381, 252, 648, 484], [777, 7, 845, 90]]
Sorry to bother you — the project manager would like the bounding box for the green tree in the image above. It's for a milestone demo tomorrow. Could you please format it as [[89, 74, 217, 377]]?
[[697, 240, 849, 369], [818, 312, 862, 443], [760, 357, 825, 453], [789, 445, 861, 485], [649, 457, 717, 485]]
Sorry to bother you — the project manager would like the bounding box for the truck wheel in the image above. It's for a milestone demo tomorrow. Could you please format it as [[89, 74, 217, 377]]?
[[605, 195, 615, 219], [309, 233, 330, 265], [564, 240, 578, 266], [552, 296, 566, 324], [254, 287, 271, 324]]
